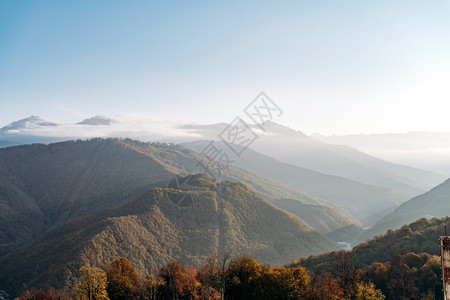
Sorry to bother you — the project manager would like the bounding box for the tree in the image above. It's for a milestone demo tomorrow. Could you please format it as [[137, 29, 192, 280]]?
[[106, 258, 140, 300], [225, 256, 263, 300], [16, 288, 73, 300], [16, 288, 57, 300], [175, 265, 200, 300], [157, 260, 200, 300], [75, 265, 109, 300], [158, 260, 182, 299], [387, 255, 419, 300], [142, 275, 161, 300], [355, 281, 385, 300], [360, 262, 389, 293], [196, 256, 221, 300], [291, 266, 312, 299], [311, 273, 345, 300], [336, 253, 359, 300]]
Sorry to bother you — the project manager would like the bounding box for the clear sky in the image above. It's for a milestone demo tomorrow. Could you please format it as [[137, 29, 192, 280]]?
[[1, 0, 450, 135]]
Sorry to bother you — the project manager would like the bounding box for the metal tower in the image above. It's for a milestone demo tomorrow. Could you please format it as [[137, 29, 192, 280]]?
[[441, 224, 450, 300]]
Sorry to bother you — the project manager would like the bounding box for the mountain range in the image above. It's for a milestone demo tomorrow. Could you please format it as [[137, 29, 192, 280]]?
[[1, 116, 444, 196], [0, 123, 449, 297], [0, 139, 343, 296], [1, 138, 345, 250], [181, 121, 444, 196], [183, 140, 408, 225], [357, 178, 450, 243], [296, 216, 449, 271], [315, 132, 450, 176]]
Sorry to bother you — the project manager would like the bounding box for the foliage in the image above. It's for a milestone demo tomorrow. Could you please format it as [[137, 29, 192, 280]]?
[[296, 217, 450, 272], [355, 281, 385, 300], [0, 138, 339, 296], [1, 168, 337, 297], [310, 273, 345, 300], [15, 288, 73, 300], [106, 258, 140, 300], [156, 260, 200, 300], [75, 266, 109, 300]]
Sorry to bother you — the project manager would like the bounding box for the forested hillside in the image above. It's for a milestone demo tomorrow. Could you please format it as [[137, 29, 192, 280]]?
[[359, 179, 450, 243], [0, 174, 338, 297], [0, 139, 357, 255], [289, 217, 449, 299]]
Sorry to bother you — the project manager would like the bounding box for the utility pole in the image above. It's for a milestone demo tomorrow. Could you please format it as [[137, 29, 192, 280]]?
[[217, 168, 224, 266], [217, 167, 226, 300], [441, 224, 450, 300]]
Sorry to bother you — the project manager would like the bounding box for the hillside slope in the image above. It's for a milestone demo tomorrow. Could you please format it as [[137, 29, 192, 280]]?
[[295, 216, 449, 273], [184, 140, 408, 224], [181, 121, 443, 195], [358, 178, 450, 243], [0, 174, 338, 297], [0, 139, 357, 251]]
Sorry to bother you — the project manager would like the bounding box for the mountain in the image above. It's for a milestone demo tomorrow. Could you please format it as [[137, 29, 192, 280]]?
[[77, 115, 117, 125], [181, 121, 444, 196], [1, 116, 443, 197], [314, 131, 450, 176], [0, 138, 356, 251], [288, 217, 447, 299], [358, 178, 450, 243], [0, 139, 173, 257], [294, 216, 449, 272], [270, 198, 360, 239], [0, 116, 58, 134], [183, 140, 408, 225], [0, 174, 339, 297]]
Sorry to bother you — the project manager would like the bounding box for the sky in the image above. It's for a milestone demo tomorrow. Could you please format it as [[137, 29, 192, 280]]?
[[1, 0, 450, 135]]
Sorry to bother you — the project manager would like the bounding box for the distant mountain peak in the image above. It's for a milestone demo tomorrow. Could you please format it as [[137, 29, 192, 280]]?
[[251, 120, 309, 137], [0, 116, 59, 134], [77, 115, 116, 125]]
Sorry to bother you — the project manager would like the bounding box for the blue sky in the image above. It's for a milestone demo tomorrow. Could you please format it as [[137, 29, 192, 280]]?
[[1, 0, 450, 135]]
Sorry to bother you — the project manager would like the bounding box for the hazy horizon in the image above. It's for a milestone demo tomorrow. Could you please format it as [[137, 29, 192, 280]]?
[[2, 1, 450, 135]]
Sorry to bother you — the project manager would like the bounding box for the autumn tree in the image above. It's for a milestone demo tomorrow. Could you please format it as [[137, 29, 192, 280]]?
[[355, 281, 385, 300], [258, 265, 311, 299], [225, 256, 263, 300], [175, 265, 200, 300], [360, 262, 389, 293], [291, 266, 312, 299], [16, 288, 57, 300], [311, 273, 345, 300], [336, 253, 359, 300], [141, 274, 161, 300], [387, 255, 420, 300], [157, 260, 200, 300], [196, 256, 221, 300], [75, 265, 109, 300], [158, 260, 181, 299], [106, 258, 140, 300]]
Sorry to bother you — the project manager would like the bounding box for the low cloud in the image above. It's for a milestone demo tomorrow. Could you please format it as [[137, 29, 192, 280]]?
[[3, 115, 204, 142]]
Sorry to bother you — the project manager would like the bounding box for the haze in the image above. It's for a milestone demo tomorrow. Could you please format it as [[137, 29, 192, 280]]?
[[2, 1, 450, 135]]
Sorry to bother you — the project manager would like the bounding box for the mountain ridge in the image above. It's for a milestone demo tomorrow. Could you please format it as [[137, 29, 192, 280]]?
[[357, 178, 450, 243], [0, 174, 339, 297]]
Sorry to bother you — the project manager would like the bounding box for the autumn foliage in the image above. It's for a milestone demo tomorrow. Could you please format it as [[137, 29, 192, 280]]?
[[16, 255, 388, 300]]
